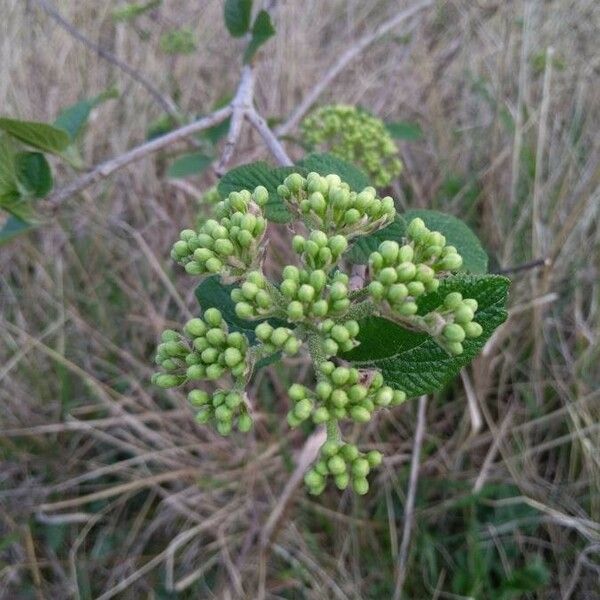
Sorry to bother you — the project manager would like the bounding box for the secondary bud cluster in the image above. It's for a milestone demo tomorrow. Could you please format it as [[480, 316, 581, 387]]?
[[286, 362, 406, 428], [255, 322, 302, 356], [171, 186, 269, 280], [301, 104, 403, 187], [304, 441, 383, 495], [318, 318, 360, 357], [292, 230, 348, 270], [152, 308, 249, 387], [231, 271, 274, 319], [277, 172, 395, 238], [280, 267, 351, 322], [190, 388, 253, 436]]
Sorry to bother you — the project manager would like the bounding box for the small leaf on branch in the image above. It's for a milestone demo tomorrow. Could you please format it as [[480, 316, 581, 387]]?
[[166, 152, 212, 178], [224, 0, 253, 37], [15, 152, 53, 198], [386, 120, 423, 141], [244, 10, 276, 64]]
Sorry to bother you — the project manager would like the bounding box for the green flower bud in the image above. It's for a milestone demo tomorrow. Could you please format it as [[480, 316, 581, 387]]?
[[201, 347, 219, 364], [375, 386, 394, 406], [280, 279, 298, 298], [235, 302, 254, 319], [309, 270, 327, 292], [224, 347, 243, 367], [255, 322, 273, 341], [287, 301, 304, 321], [367, 450, 383, 467], [311, 299, 329, 317], [328, 455, 346, 475], [155, 374, 182, 388], [352, 458, 370, 477], [204, 308, 222, 327], [388, 283, 409, 304], [271, 327, 289, 347], [185, 262, 204, 275], [320, 361, 335, 376], [330, 325, 349, 344], [348, 384, 368, 402], [283, 336, 301, 355], [444, 292, 463, 310], [443, 323, 466, 342], [252, 185, 269, 206], [379, 240, 399, 264], [350, 406, 371, 423], [331, 389, 348, 408], [329, 281, 348, 301], [441, 254, 463, 271], [193, 337, 209, 352], [292, 235, 305, 253], [217, 420, 232, 436], [323, 338, 339, 356], [288, 383, 306, 401], [304, 469, 324, 489], [206, 364, 224, 380], [294, 398, 313, 420], [334, 472, 350, 490], [447, 341, 463, 355], [316, 381, 332, 400], [353, 477, 369, 495], [241, 281, 259, 300], [227, 332, 245, 348], [297, 284, 315, 303], [188, 389, 209, 406], [368, 280, 385, 300], [340, 444, 360, 462], [407, 218, 427, 240], [238, 413, 253, 432], [454, 305, 475, 324], [407, 281, 425, 297], [329, 234, 348, 256], [369, 252, 384, 270], [397, 262, 417, 282], [180, 229, 196, 241], [463, 298, 478, 312], [331, 367, 350, 385], [277, 184, 290, 198], [173, 240, 190, 257], [463, 321, 483, 338], [398, 244, 414, 262], [392, 390, 407, 406], [309, 192, 326, 214], [225, 392, 243, 409], [214, 238, 234, 256], [283, 265, 300, 282], [284, 173, 304, 193], [344, 208, 361, 224], [206, 328, 226, 346], [184, 319, 206, 338], [313, 407, 330, 424], [379, 267, 398, 285], [397, 301, 418, 316], [322, 440, 340, 457], [186, 364, 206, 380]]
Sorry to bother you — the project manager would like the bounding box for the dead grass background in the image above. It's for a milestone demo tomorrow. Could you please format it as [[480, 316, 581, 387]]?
[[1, 0, 599, 598]]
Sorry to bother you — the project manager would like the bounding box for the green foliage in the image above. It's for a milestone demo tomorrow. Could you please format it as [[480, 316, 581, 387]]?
[[0, 215, 37, 245], [159, 28, 196, 55], [244, 10, 276, 64], [153, 157, 508, 496], [386, 120, 424, 141], [0, 117, 70, 154], [224, 0, 253, 37], [166, 152, 212, 178], [15, 152, 53, 198], [301, 105, 403, 186], [54, 88, 118, 140], [111, 0, 161, 22]]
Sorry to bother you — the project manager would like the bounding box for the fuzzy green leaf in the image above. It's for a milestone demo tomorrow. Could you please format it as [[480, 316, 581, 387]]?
[[296, 152, 371, 192], [166, 152, 212, 179], [224, 0, 252, 37], [15, 152, 53, 198], [54, 88, 118, 141], [218, 161, 297, 222], [244, 10, 276, 64], [341, 275, 509, 397], [0, 118, 70, 154]]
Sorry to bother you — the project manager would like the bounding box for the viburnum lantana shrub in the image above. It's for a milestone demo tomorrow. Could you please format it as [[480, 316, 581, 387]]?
[[152, 154, 509, 496]]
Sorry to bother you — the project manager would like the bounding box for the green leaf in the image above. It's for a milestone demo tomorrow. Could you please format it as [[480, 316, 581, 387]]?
[[0, 117, 70, 154], [346, 215, 407, 264], [0, 136, 19, 204], [218, 161, 297, 223], [386, 120, 424, 141], [15, 152, 53, 198], [166, 152, 212, 178], [111, 0, 161, 22], [244, 10, 276, 64], [404, 209, 488, 274], [296, 153, 371, 191], [54, 88, 118, 141], [341, 275, 509, 397], [224, 0, 252, 37], [0, 215, 38, 245]]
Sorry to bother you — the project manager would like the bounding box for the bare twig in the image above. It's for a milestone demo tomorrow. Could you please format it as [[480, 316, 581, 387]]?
[[44, 106, 232, 209], [393, 394, 427, 600], [246, 109, 293, 166], [35, 0, 180, 118], [461, 369, 483, 436], [216, 66, 255, 175], [277, 0, 434, 135], [494, 257, 551, 275]]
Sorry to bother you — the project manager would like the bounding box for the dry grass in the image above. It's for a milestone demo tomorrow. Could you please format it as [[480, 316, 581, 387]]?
[[1, 0, 599, 598]]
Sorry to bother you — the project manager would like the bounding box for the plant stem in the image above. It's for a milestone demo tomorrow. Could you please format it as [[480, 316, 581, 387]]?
[[326, 419, 341, 442]]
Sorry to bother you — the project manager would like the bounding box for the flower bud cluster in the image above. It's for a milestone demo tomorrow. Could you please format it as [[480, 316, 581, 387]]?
[[292, 230, 348, 270], [317, 318, 360, 357], [152, 308, 249, 387], [231, 271, 274, 319], [171, 186, 269, 280], [301, 105, 403, 187], [255, 322, 302, 356], [277, 172, 395, 238], [280, 267, 351, 322], [304, 441, 383, 495], [286, 362, 406, 428], [189, 388, 253, 436]]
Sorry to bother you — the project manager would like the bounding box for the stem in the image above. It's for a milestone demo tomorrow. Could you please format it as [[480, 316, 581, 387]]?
[[326, 419, 341, 442]]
